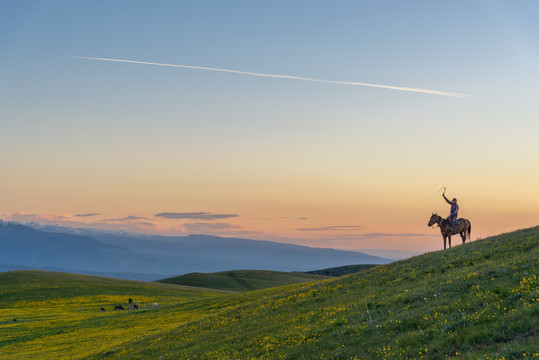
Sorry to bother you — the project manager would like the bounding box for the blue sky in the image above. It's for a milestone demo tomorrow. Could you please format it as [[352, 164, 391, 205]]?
[[1, 1, 538, 252]]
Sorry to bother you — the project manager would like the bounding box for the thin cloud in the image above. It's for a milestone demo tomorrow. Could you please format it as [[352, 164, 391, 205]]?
[[296, 225, 363, 231], [9, 212, 74, 223], [75, 56, 474, 98], [75, 213, 100, 217], [6, 212, 158, 233], [118, 221, 155, 227], [155, 212, 238, 220]]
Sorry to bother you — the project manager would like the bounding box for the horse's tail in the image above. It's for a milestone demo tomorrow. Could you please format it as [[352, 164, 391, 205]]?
[[467, 220, 472, 241]]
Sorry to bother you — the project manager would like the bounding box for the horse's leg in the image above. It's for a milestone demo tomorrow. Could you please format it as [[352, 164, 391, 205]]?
[[448, 235, 452, 248], [460, 230, 466, 244], [443, 235, 447, 250]]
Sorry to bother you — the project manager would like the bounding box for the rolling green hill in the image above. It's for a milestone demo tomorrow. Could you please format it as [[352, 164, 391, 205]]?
[[305, 264, 379, 277], [0, 270, 226, 304], [0, 271, 230, 359], [2, 226, 537, 359], [156, 270, 328, 292], [88, 226, 538, 360]]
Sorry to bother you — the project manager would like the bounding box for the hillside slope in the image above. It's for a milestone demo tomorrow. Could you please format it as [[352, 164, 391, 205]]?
[[88, 226, 538, 360], [305, 263, 378, 276], [156, 270, 328, 292], [0, 270, 226, 304], [0, 271, 229, 360]]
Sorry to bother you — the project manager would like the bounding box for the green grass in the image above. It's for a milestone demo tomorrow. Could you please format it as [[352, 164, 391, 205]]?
[[87, 227, 538, 360], [156, 270, 328, 292], [305, 264, 379, 277], [0, 270, 226, 304], [0, 271, 229, 359], [2, 227, 538, 359]]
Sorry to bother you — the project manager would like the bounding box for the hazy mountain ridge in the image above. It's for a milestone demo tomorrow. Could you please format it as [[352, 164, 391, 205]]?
[[0, 223, 157, 276], [0, 222, 392, 280], [22, 222, 410, 260]]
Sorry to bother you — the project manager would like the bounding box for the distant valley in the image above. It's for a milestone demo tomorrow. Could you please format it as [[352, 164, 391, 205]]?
[[0, 222, 392, 280]]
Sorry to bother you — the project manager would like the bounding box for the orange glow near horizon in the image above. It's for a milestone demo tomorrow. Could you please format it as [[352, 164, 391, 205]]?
[[3, 177, 538, 253], [2, 2, 538, 255]]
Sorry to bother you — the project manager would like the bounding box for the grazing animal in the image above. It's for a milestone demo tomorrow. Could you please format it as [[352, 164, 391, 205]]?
[[152, 302, 158, 308], [128, 298, 133, 304], [133, 304, 139, 310], [100, 307, 105, 312], [114, 305, 125, 311], [428, 213, 471, 249]]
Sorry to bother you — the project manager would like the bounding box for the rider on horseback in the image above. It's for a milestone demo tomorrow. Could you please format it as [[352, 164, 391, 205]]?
[[442, 192, 459, 233]]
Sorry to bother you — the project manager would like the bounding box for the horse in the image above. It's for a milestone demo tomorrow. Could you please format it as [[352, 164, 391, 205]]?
[[114, 305, 125, 311], [428, 213, 471, 249]]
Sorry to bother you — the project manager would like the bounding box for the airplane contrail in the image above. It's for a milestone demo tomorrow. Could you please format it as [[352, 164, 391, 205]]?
[[74, 56, 472, 98]]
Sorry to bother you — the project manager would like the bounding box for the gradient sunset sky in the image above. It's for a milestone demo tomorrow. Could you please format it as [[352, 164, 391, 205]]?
[[1, 1, 538, 253]]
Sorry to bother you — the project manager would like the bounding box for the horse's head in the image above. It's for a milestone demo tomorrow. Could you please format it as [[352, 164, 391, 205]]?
[[428, 213, 440, 227]]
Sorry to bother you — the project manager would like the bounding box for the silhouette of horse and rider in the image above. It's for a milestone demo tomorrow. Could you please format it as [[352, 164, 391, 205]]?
[[428, 189, 471, 249]]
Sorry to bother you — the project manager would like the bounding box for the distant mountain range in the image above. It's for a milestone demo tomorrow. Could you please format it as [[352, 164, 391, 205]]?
[[0, 221, 392, 280]]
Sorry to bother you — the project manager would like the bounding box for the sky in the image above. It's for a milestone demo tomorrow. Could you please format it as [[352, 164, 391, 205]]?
[[1, 1, 538, 254]]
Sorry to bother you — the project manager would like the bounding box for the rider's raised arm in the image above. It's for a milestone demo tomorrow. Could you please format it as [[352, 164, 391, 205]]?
[[443, 194, 452, 205]]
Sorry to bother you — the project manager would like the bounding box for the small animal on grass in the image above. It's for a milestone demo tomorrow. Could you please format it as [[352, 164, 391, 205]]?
[[128, 298, 133, 304], [133, 304, 139, 310], [100, 307, 105, 312], [114, 305, 125, 311], [152, 302, 158, 308]]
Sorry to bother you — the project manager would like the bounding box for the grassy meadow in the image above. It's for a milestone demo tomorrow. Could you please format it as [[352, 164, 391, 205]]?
[[0, 271, 229, 359], [156, 270, 328, 292], [1, 227, 538, 359]]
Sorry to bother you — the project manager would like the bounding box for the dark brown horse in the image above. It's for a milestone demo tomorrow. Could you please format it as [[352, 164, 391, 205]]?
[[428, 213, 471, 249]]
